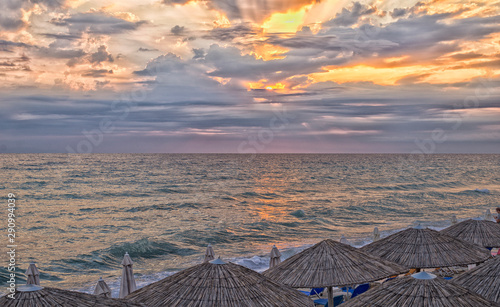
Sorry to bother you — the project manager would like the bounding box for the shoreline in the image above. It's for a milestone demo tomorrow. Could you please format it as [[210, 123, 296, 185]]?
[[73, 212, 497, 298]]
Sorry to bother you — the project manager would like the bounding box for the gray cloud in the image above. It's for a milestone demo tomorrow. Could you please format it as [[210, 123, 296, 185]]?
[[203, 23, 260, 42], [0, 0, 66, 31], [324, 2, 378, 27], [81, 69, 113, 77], [138, 47, 159, 52], [171, 25, 185, 36], [192, 48, 205, 59], [50, 12, 146, 36], [90, 45, 114, 64], [3, 77, 499, 153]]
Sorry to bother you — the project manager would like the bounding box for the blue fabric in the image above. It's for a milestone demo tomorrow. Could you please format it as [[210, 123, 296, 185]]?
[[383, 277, 396, 283], [350, 283, 370, 299], [300, 287, 324, 297], [313, 295, 344, 307]]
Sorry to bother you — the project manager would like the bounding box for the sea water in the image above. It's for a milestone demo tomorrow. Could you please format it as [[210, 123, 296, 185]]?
[[0, 154, 498, 297]]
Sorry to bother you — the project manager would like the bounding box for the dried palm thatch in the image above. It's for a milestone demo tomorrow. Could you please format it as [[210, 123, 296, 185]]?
[[0, 285, 144, 307], [126, 258, 314, 307], [452, 256, 500, 304], [341, 272, 498, 307], [361, 227, 491, 269], [263, 239, 406, 288], [441, 219, 500, 248]]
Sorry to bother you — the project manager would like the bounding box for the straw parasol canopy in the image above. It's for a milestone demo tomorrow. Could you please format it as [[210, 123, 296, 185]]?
[[269, 245, 281, 269], [0, 285, 144, 307], [361, 226, 491, 269], [203, 244, 215, 263], [119, 252, 137, 298], [126, 258, 314, 307], [26, 262, 41, 285], [440, 219, 500, 248], [94, 277, 112, 298], [341, 271, 498, 307], [452, 256, 500, 304], [263, 239, 406, 307]]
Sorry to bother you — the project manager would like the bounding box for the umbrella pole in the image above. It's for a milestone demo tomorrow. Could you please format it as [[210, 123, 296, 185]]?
[[328, 286, 333, 307]]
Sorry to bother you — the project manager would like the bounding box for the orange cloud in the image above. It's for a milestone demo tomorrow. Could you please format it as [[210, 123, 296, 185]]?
[[251, 43, 289, 61], [247, 80, 286, 91]]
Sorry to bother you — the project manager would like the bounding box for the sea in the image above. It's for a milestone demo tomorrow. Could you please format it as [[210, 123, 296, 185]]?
[[0, 154, 499, 297]]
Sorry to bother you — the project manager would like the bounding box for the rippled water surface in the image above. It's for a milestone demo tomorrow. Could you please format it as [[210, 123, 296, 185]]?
[[1, 154, 499, 295]]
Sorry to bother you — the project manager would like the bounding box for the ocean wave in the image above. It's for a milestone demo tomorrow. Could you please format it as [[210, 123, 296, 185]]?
[[47, 238, 197, 275]]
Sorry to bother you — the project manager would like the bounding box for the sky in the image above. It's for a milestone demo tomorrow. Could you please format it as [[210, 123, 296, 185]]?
[[0, 0, 499, 153]]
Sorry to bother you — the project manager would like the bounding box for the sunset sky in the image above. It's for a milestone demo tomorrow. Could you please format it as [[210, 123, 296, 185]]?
[[0, 0, 499, 153]]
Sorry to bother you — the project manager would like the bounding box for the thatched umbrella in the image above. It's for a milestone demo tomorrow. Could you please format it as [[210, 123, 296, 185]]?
[[373, 227, 380, 241], [126, 258, 314, 306], [0, 284, 143, 306], [341, 271, 498, 306], [452, 256, 500, 304], [441, 218, 500, 248], [269, 245, 281, 269], [119, 252, 137, 298], [94, 277, 112, 298], [203, 244, 215, 263], [25, 262, 40, 285], [361, 226, 491, 269], [263, 239, 406, 307]]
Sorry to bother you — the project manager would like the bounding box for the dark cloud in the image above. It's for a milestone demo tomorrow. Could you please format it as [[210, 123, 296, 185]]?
[[192, 48, 205, 59], [81, 69, 113, 77], [324, 2, 378, 27], [0, 15, 25, 31], [0, 0, 66, 31], [450, 52, 484, 60], [37, 45, 86, 59], [138, 47, 159, 52], [50, 12, 146, 35], [162, 0, 190, 4], [0, 39, 30, 52], [266, 12, 500, 70], [171, 25, 185, 36], [41, 33, 81, 40], [203, 23, 259, 41], [90, 45, 114, 64], [391, 8, 409, 18], [0, 52, 32, 72], [202, 44, 348, 82]]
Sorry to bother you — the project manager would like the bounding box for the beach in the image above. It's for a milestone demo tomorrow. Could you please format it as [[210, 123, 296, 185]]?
[[0, 153, 498, 297]]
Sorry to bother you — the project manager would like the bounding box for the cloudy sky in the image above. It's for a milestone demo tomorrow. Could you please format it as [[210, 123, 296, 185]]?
[[0, 0, 499, 153]]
